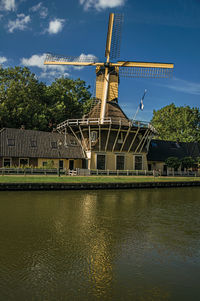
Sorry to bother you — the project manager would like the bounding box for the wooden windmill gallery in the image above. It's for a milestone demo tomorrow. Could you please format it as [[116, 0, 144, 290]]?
[[44, 13, 174, 171]]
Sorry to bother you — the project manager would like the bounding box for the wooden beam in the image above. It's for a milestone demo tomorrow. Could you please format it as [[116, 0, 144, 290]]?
[[128, 126, 140, 152], [105, 123, 111, 152], [112, 124, 121, 152], [79, 125, 88, 151], [138, 129, 150, 153], [68, 125, 85, 156], [89, 124, 91, 150], [99, 125, 101, 151], [134, 129, 149, 153], [105, 13, 114, 63], [115, 61, 174, 69], [120, 125, 131, 152]]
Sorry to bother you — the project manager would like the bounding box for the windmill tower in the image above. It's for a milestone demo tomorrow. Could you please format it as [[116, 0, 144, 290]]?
[[44, 13, 174, 171]]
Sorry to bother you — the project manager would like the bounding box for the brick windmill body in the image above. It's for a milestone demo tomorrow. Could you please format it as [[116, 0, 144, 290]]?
[[45, 13, 174, 171]]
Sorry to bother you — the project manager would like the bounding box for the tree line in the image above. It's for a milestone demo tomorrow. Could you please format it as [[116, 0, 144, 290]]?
[[0, 66, 92, 131]]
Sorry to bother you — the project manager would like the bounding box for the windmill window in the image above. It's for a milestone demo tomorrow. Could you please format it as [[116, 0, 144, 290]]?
[[97, 154, 106, 170], [20, 158, 29, 166], [91, 131, 98, 142], [7, 139, 15, 146], [134, 155, 143, 170], [70, 139, 78, 146], [3, 158, 11, 167], [116, 155, 125, 170], [118, 132, 123, 144], [30, 140, 37, 147], [51, 141, 57, 149]]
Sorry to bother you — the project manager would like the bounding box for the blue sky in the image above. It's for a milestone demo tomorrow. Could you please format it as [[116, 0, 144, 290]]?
[[0, 0, 200, 121]]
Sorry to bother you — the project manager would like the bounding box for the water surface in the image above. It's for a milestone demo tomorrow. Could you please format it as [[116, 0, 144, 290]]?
[[0, 188, 200, 300]]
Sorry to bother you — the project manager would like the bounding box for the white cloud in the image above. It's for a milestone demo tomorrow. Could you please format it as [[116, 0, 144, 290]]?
[[7, 14, 31, 33], [21, 53, 97, 79], [73, 53, 98, 69], [30, 2, 48, 18], [80, 0, 126, 10], [0, 56, 7, 64], [47, 18, 65, 34], [21, 53, 69, 79], [0, 0, 15, 11], [163, 77, 200, 96]]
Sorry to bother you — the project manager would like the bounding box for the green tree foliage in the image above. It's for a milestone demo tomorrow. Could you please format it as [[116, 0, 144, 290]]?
[[0, 66, 92, 131], [46, 77, 92, 126], [0, 66, 47, 130], [151, 103, 200, 142], [180, 157, 196, 170], [165, 157, 181, 170]]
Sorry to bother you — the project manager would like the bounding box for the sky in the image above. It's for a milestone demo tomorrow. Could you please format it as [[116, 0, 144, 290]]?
[[0, 0, 200, 121]]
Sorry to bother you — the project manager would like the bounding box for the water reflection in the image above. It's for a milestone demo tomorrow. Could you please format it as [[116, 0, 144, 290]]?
[[0, 188, 200, 300]]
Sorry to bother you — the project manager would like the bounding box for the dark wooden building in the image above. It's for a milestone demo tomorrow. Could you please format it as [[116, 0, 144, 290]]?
[[0, 128, 85, 169]]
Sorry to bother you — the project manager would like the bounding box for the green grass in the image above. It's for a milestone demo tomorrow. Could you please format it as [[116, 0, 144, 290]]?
[[0, 175, 199, 183]]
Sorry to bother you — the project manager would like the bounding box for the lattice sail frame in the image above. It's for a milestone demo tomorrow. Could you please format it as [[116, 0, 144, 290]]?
[[120, 66, 173, 78]]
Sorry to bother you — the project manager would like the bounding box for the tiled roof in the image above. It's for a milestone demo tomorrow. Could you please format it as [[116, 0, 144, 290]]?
[[147, 139, 200, 162], [85, 101, 130, 126], [0, 128, 84, 159]]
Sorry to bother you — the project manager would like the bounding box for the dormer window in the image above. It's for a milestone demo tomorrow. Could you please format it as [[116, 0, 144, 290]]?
[[30, 140, 37, 147], [91, 131, 97, 142], [70, 139, 77, 146], [7, 138, 15, 146], [51, 141, 57, 149]]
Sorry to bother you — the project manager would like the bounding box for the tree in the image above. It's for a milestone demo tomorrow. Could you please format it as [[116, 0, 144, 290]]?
[[0, 67, 92, 131], [151, 103, 200, 142], [45, 77, 92, 127], [181, 157, 196, 171], [165, 157, 181, 171], [0, 66, 48, 130]]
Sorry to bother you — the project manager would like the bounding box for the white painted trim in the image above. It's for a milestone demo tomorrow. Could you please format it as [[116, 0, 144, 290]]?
[[115, 153, 125, 170], [3, 157, 12, 167], [96, 153, 106, 170], [133, 154, 143, 170], [19, 158, 29, 166]]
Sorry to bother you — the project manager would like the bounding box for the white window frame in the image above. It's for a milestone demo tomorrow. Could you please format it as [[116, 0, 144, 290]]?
[[3, 158, 12, 167], [115, 154, 125, 170], [91, 131, 98, 142], [19, 158, 29, 167], [134, 155, 143, 170], [96, 153, 106, 170]]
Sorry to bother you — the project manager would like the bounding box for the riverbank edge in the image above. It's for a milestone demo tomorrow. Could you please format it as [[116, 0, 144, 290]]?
[[0, 181, 200, 191]]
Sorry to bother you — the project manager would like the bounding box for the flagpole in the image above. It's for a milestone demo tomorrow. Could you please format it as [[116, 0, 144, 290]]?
[[133, 106, 140, 120]]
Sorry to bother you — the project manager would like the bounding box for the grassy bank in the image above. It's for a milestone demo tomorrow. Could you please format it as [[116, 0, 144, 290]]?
[[0, 175, 199, 183]]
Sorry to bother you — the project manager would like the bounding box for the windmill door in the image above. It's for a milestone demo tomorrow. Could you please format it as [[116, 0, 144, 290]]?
[[59, 160, 64, 169], [69, 160, 74, 170]]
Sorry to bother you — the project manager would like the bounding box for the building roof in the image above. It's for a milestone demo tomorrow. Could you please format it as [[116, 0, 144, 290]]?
[[147, 139, 200, 162], [85, 101, 130, 126], [0, 128, 84, 159]]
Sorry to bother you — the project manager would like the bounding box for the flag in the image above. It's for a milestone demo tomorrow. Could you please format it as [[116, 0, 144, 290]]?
[[139, 89, 147, 110], [140, 99, 144, 110]]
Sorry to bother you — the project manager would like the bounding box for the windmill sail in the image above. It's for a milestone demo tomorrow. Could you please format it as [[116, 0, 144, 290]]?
[[120, 66, 173, 78], [110, 13, 124, 60], [44, 53, 98, 66]]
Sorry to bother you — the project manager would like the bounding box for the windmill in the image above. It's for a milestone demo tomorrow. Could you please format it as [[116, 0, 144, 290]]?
[[44, 13, 174, 171], [44, 13, 173, 124]]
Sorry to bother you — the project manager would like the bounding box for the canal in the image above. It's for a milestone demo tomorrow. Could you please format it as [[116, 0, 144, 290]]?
[[0, 188, 200, 300]]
